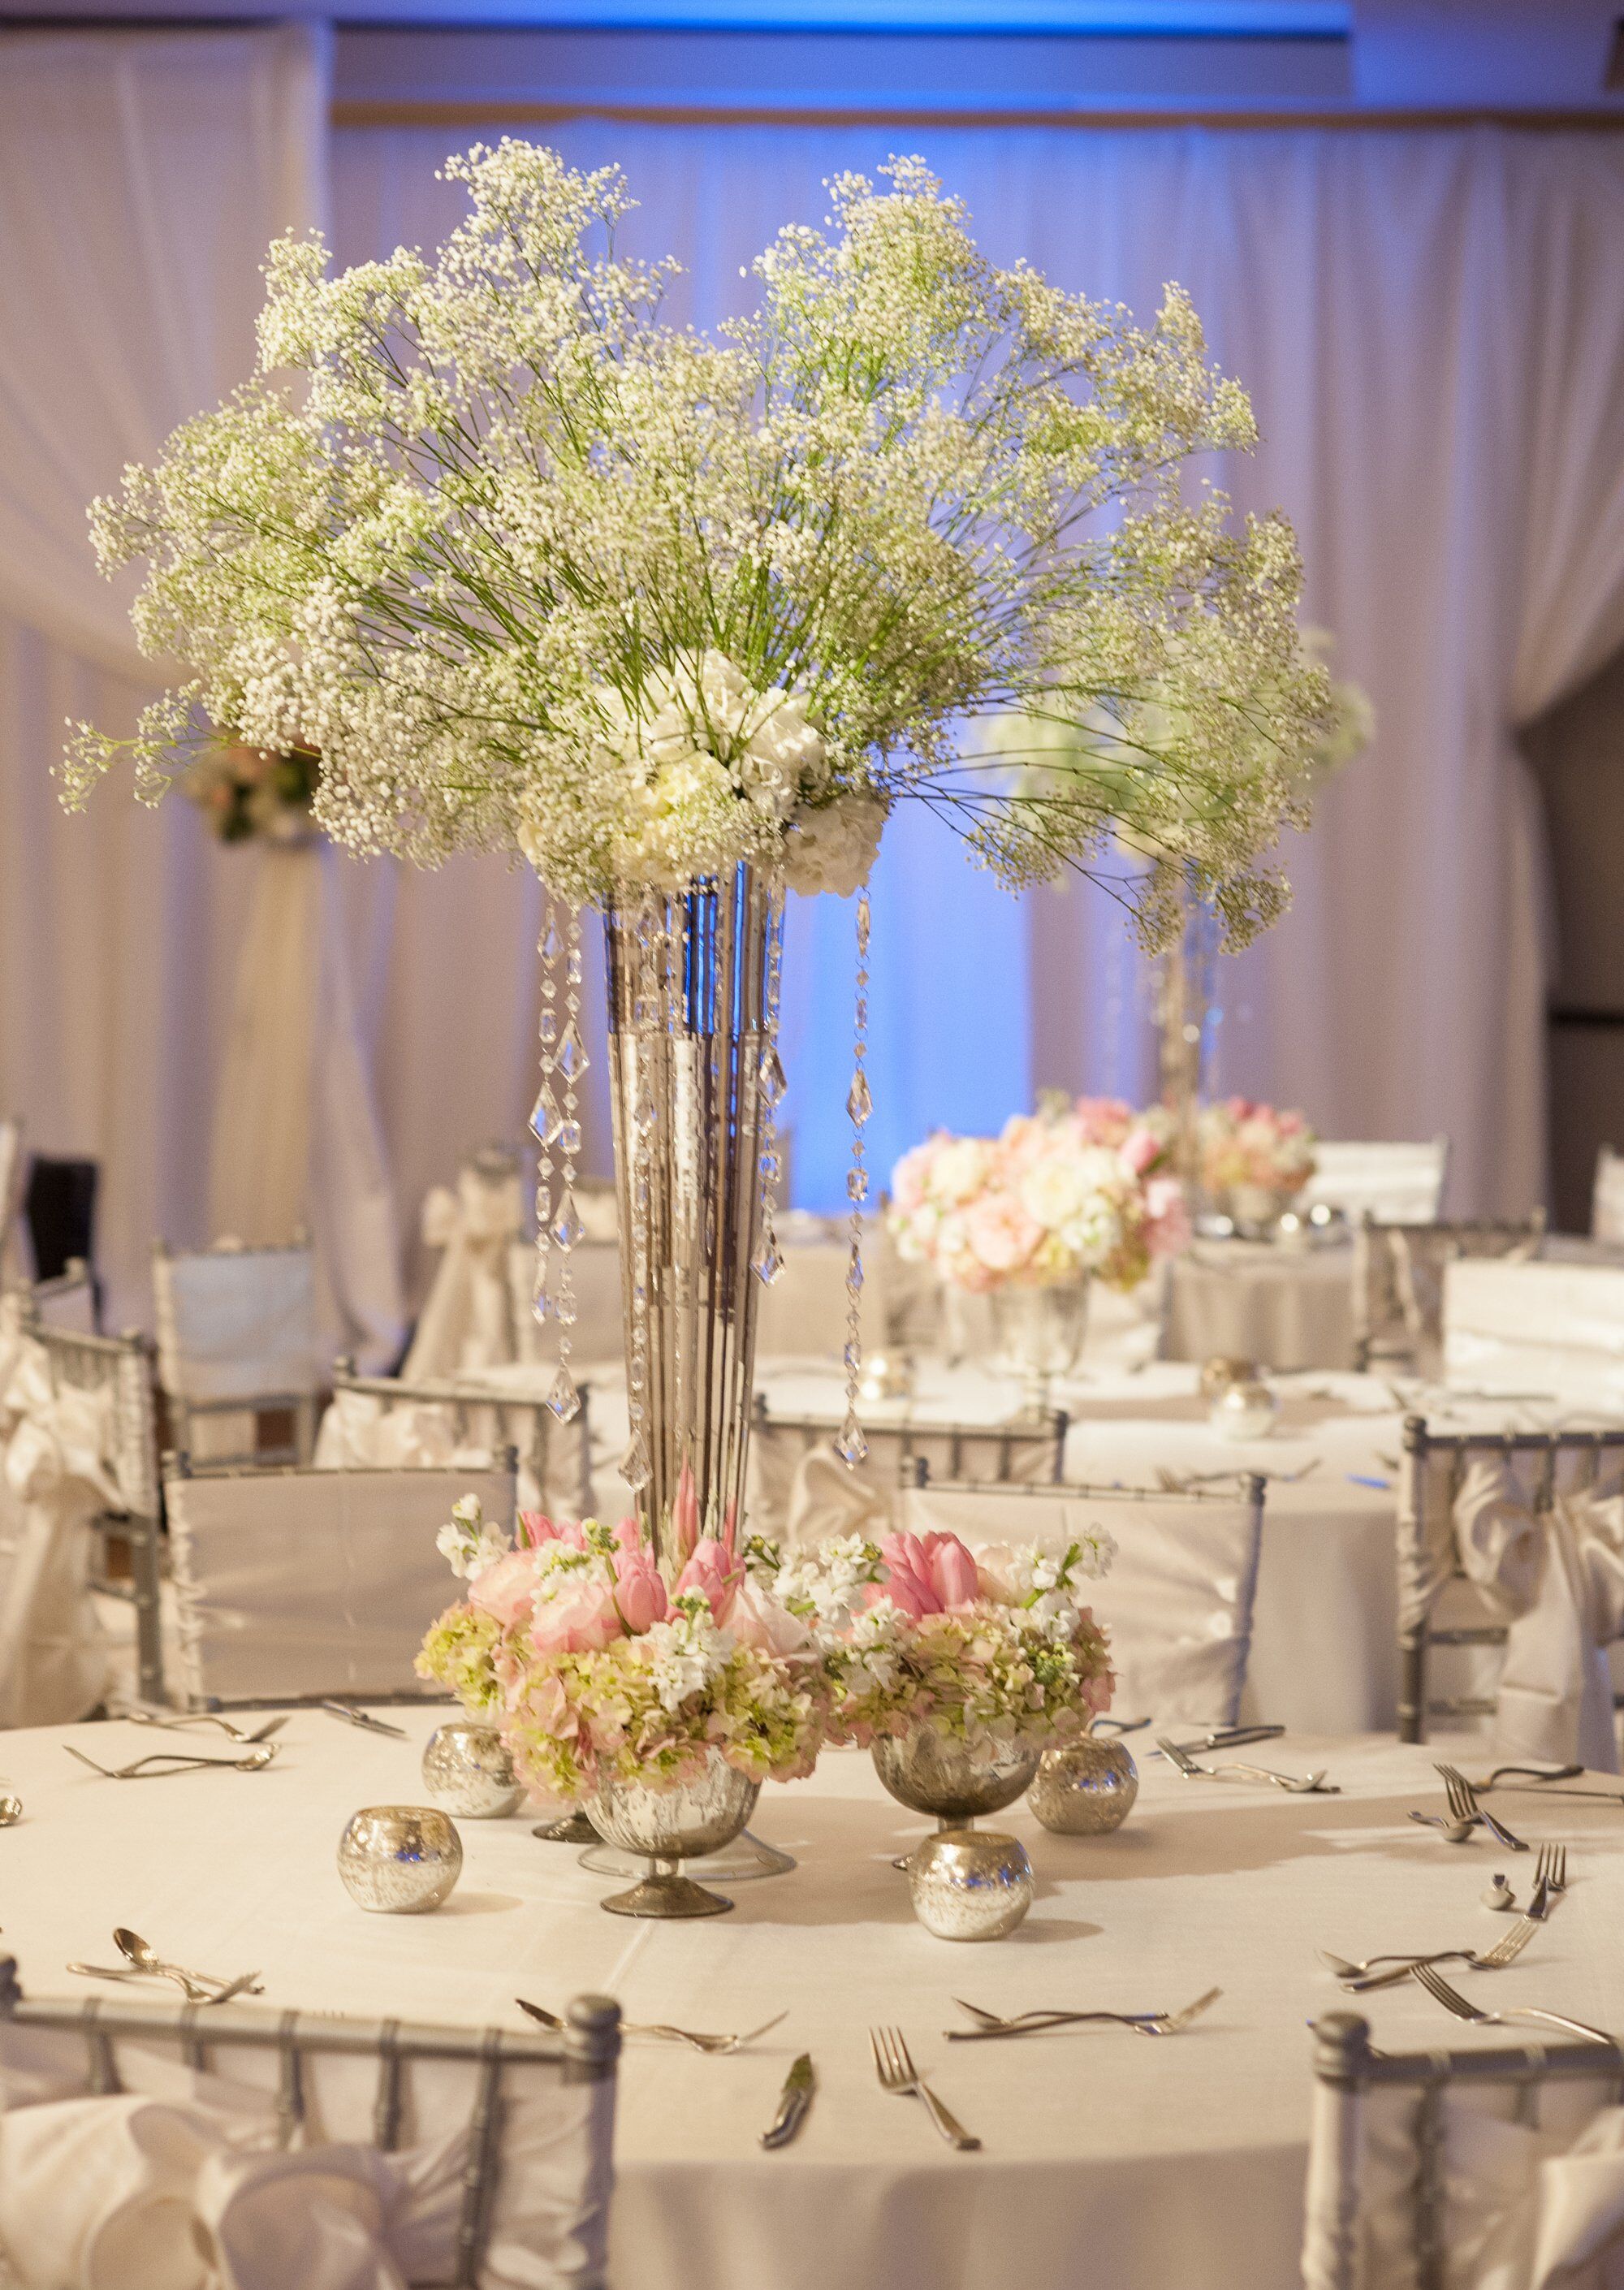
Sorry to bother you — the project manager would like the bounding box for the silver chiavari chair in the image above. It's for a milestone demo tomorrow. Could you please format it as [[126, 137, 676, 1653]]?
[[750, 1393, 1069, 1542], [19, 1306, 163, 1705], [329, 1360, 594, 1519], [162, 1455, 517, 1709], [1353, 1211, 1546, 1374], [1396, 1414, 1624, 1743], [153, 1237, 323, 1467], [1304, 1136, 1450, 1228], [0, 1958, 620, 2290], [1305, 2010, 1624, 2290]]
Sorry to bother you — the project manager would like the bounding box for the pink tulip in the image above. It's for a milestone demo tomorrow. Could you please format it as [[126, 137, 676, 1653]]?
[[529, 1579, 624, 1656], [517, 1512, 590, 1553], [876, 1529, 982, 1618], [611, 1546, 668, 1635], [669, 1460, 702, 1563], [673, 1536, 741, 1624], [468, 1549, 545, 1630]]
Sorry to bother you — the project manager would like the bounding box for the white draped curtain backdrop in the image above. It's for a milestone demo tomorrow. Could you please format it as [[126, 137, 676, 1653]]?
[[5, 70, 1624, 1325]]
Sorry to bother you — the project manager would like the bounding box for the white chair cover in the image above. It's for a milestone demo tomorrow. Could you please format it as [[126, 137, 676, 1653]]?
[[1444, 1257, 1624, 1408], [153, 1245, 322, 1407], [404, 1158, 526, 1380], [1303, 1139, 1449, 1226], [313, 1382, 592, 1521], [754, 1411, 1066, 1548], [901, 1481, 1263, 1728], [165, 1463, 516, 1705], [1355, 1217, 1544, 1376], [1594, 1146, 1624, 1247], [0, 2012, 615, 2290]]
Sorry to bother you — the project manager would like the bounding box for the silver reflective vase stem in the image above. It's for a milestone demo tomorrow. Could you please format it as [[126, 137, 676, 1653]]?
[[605, 866, 780, 1562]]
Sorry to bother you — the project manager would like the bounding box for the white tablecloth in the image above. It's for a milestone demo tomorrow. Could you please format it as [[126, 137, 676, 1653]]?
[[1162, 1237, 1357, 1372], [4, 1715, 1624, 2290]]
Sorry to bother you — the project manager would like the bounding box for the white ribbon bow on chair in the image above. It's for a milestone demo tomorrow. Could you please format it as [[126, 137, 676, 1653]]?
[[1450, 1463, 1624, 1774], [406, 1164, 525, 1379], [783, 1449, 899, 1550], [0, 1337, 115, 1726]]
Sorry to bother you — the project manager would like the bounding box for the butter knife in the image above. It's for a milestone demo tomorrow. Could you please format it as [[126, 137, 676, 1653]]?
[[760, 2054, 814, 2150], [320, 1701, 408, 1739]]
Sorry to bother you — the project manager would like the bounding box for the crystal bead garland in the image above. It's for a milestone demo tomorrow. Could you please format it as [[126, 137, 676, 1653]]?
[[836, 888, 872, 1467], [617, 889, 663, 1494], [529, 895, 586, 1424], [752, 888, 788, 1291]]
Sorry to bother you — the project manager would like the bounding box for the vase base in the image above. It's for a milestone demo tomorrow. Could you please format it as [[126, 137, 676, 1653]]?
[[578, 1828, 795, 1882], [599, 1873, 735, 1920], [532, 1812, 600, 1846]]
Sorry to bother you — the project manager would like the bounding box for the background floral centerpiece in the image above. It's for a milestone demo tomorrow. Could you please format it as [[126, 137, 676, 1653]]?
[[182, 741, 319, 845], [1197, 1097, 1317, 1234]]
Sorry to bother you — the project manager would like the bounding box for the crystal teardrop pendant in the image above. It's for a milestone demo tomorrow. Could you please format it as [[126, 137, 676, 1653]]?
[[752, 1231, 784, 1286], [759, 1044, 788, 1108], [555, 1020, 589, 1083], [546, 1363, 581, 1423], [836, 1411, 869, 1467], [551, 1186, 586, 1251], [541, 914, 563, 965], [529, 1086, 561, 1147], [620, 1427, 652, 1491], [846, 1069, 872, 1126], [530, 1250, 552, 1324]]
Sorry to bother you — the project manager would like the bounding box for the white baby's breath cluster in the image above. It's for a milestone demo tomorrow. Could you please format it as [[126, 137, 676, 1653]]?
[[66, 143, 1328, 944]]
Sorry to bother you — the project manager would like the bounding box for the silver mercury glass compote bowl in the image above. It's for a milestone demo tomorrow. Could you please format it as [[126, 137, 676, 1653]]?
[[586, 1753, 761, 1919]]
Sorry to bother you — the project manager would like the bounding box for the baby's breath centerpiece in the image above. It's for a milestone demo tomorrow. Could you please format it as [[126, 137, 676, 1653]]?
[[63, 141, 1329, 1545]]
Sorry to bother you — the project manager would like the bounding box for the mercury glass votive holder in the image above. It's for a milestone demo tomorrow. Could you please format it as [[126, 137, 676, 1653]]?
[[421, 1720, 525, 1819], [338, 1805, 463, 1913], [1030, 1735, 1139, 1834], [908, 1829, 1034, 1941]]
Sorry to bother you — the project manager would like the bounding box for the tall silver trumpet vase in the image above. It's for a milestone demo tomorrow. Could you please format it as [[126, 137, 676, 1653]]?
[[604, 865, 781, 1560]]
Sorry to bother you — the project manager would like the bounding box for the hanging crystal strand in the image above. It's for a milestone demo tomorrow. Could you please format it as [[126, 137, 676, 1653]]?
[[544, 910, 588, 1423], [619, 888, 660, 1493], [836, 888, 872, 1468], [529, 896, 564, 1333], [752, 884, 788, 1290]]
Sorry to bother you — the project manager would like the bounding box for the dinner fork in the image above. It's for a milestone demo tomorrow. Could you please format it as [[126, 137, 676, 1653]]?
[[1436, 1763, 1528, 1851], [63, 1744, 277, 1778], [945, 1989, 1220, 2042], [1527, 1842, 1568, 1921], [1412, 1959, 1615, 2046], [1157, 1739, 1339, 1793], [124, 1710, 287, 1745], [1321, 1917, 1544, 1988], [516, 1999, 787, 2055], [870, 2027, 980, 2150]]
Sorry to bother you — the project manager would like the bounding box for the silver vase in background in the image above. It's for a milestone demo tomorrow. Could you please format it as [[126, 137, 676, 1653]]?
[[908, 1828, 1034, 1941], [1030, 1734, 1139, 1834], [337, 1806, 463, 1913], [421, 1720, 525, 1819], [989, 1280, 1089, 1411], [587, 1751, 761, 1920]]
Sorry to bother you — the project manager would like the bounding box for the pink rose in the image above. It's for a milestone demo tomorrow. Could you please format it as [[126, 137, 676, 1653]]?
[[673, 1536, 741, 1624], [529, 1579, 624, 1656], [964, 1192, 1041, 1276], [611, 1545, 668, 1635], [1119, 1126, 1160, 1177], [729, 1579, 811, 1657], [468, 1549, 546, 1630]]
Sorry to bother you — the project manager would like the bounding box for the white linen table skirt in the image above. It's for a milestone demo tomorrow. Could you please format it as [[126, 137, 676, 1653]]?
[[1162, 1238, 1356, 1372], [6, 1718, 1624, 2290]]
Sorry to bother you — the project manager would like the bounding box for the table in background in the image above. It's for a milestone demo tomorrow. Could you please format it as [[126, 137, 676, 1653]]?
[[1162, 1235, 1357, 1371], [4, 1715, 1622, 2290]]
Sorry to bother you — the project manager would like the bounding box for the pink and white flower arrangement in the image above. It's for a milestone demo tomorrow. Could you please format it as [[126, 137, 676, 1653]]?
[[1197, 1097, 1317, 1198], [775, 1523, 1116, 1752], [417, 1478, 828, 1800], [888, 1095, 1189, 1294]]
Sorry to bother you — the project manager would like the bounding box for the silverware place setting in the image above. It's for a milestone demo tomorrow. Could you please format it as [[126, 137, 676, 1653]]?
[[1157, 1738, 1339, 1793], [1149, 1725, 1285, 1759], [68, 1929, 263, 2004], [1323, 1846, 1568, 1989], [945, 1988, 1220, 2042], [63, 1743, 278, 1778], [124, 1709, 289, 1745], [1465, 1764, 1624, 1806], [1408, 1764, 1529, 1849], [1411, 1959, 1615, 2046], [516, 1998, 788, 2055], [869, 2026, 979, 2150], [321, 1701, 409, 1739]]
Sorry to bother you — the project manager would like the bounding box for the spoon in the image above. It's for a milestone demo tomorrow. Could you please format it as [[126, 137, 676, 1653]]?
[[1409, 1810, 1478, 1844], [113, 1927, 241, 2000]]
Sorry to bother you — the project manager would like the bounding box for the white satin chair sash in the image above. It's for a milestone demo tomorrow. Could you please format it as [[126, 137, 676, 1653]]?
[[312, 1390, 550, 1516], [0, 1337, 115, 1725], [1402, 1450, 1624, 1770], [404, 1168, 525, 1380]]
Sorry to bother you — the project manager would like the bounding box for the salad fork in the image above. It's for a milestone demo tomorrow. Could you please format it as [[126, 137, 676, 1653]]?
[[1412, 1960, 1614, 2046], [516, 1998, 786, 2055], [1436, 1763, 1528, 1851], [946, 1989, 1220, 2042], [1158, 1739, 1339, 1793], [63, 1744, 277, 1778]]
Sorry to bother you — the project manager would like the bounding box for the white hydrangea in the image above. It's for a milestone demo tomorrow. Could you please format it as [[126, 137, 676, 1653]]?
[[435, 1493, 511, 1581]]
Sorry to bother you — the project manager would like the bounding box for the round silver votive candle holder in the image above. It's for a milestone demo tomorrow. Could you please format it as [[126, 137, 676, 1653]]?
[[421, 1720, 525, 1819], [1030, 1735, 1139, 1834], [908, 1829, 1033, 1941], [1211, 1377, 1280, 1441], [338, 1805, 463, 1913]]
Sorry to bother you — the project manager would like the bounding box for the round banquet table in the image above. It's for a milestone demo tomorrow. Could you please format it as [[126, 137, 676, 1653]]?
[[1161, 1235, 1357, 1372], [5, 1713, 1624, 2290]]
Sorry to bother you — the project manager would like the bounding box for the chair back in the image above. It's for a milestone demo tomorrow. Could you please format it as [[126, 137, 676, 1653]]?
[[1396, 1414, 1624, 1751], [901, 1476, 1264, 1726], [28, 1261, 99, 1336], [0, 1959, 619, 2290], [1353, 1212, 1545, 1374], [325, 1363, 594, 1519], [1443, 1255, 1624, 1407], [153, 1239, 322, 1463], [164, 1459, 516, 1706], [1304, 2010, 1624, 2290], [751, 1398, 1069, 1545], [1302, 1137, 1449, 1227], [1595, 1144, 1624, 1246]]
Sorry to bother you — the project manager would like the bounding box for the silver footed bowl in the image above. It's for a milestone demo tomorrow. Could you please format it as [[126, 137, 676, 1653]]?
[[1030, 1735, 1139, 1834], [872, 1728, 1041, 1825], [337, 1805, 462, 1914], [586, 1752, 760, 1921], [421, 1720, 525, 1819]]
